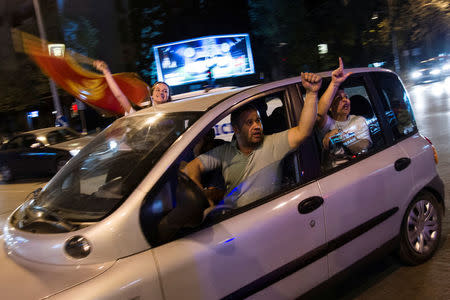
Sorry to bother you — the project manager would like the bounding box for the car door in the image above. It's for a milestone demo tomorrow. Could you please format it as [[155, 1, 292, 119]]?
[[19, 134, 56, 175], [140, 87, 328, 299], [314, 73, 414, 277], [1, 136, 26, 176]]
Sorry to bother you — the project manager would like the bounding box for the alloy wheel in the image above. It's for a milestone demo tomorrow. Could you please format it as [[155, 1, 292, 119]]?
[[406, 199, 440, 254]]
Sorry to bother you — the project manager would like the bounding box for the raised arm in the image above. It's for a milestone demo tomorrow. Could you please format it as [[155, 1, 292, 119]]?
[[287, 72, 322, 149], [93, 60, 135, 115], [317, 57, 352, 129]]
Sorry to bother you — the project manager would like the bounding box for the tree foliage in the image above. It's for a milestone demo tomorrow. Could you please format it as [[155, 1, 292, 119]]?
[[129, 1, 168, 83], [0, 56, 50, 112], [396, 0, 450, 56], [62, 16, 99, 58]]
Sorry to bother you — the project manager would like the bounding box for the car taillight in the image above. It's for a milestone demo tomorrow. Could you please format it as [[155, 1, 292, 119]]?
[[423, 135, 438, 164]]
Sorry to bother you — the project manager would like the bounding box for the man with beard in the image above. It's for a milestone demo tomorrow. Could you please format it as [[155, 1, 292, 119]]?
[[183, 72, 322, 208]]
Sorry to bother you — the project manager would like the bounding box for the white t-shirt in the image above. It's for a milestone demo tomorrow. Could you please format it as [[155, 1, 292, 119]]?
[[321, 115, 372, 155]]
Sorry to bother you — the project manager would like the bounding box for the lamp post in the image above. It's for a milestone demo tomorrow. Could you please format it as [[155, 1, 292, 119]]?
[[32, 0, 67, 127], [387, 0, 401, 73]]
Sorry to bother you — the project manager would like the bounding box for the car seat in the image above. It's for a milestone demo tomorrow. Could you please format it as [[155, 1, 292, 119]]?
[[349, 95, 384, 150], [349, 95, 374, 119]]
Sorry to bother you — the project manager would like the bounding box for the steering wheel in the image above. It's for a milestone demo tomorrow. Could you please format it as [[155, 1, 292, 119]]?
[[203, 204, 234, 223]]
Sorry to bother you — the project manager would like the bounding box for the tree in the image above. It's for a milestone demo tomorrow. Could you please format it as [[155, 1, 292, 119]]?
[[129, 1, 168, 83], [397, 0, 450, 58], [61, 16, 99, 58], [0, 56, 50, 112], [248, 0, 316, 79]]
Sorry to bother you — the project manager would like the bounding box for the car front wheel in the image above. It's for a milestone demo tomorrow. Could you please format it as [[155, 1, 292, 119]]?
[[0, 165, 13, 182], [398, 191, 442, 265]]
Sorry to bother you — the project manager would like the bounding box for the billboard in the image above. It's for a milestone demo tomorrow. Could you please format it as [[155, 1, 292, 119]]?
[[153, 34, 255, 86]]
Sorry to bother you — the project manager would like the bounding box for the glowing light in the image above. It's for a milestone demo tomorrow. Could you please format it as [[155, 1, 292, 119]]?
[[430, 69, 441, 75], [48, 44, 65, 57], [20, 153, 57, 156], [411, 71, 422, 79], [145, 113, 163, 125], [109, 140, 118, 150], [70, 149, 80, 156], [223, 237, 235, 244]]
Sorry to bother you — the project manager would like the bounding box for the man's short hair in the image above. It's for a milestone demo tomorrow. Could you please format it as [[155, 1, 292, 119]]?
[[231, 103, 258, 128]]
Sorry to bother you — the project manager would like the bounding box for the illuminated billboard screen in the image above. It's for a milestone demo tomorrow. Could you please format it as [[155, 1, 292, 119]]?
[[153, 34, 255, 86]]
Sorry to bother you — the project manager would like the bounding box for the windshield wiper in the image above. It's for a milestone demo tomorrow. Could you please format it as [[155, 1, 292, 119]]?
[[25, 205, 76, 232]]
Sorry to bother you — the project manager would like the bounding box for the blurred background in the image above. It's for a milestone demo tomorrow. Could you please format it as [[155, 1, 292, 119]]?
[[0, 0, 448, 137]]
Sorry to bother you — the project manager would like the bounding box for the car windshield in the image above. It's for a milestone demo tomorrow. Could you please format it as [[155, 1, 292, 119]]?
[[46, 128, 81, 145], [16, 112, 202, 224]]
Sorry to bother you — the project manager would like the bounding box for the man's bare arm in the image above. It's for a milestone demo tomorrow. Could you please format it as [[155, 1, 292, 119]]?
[[288, 72, 321, 149], [181, 158, 205, 189]]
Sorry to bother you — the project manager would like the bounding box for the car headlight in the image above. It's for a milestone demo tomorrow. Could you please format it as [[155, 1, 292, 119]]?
[[411, 71, 422, 78], [69, 149, 80, 156], [430, 69, 441, 75]]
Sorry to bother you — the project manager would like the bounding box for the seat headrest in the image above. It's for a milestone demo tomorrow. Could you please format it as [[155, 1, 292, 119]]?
[[350, 95, 374, 119]]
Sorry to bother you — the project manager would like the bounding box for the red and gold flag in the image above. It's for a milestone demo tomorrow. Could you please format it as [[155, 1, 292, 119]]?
[[13, 30, 150, 116]]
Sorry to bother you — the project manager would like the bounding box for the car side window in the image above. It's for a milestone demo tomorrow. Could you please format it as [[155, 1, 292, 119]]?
[[5, 137, 23, 149], [311, 77, 387, 172], [371, 72, 417, 141], [22, 135, 38, 148], [140, 89, 307, 246], [212, 91, 289, 142], [58, 129, 80, 141]]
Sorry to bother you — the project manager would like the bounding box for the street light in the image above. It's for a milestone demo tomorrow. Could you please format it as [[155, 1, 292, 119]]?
[[48, 44, 65, 57], [387, 0, 401, 73], [32, 0, 67, 127]]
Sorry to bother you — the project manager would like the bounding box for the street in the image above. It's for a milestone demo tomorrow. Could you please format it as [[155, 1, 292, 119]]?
[[0, 178, 48, 235], [0, 79, 449, 298]]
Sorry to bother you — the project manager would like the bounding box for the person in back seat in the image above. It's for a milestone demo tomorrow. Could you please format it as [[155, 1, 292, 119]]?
[[317, 58, 372, 161]]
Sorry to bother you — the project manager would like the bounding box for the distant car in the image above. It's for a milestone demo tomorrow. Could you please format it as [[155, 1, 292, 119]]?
[[0, 69, 444, 299], [410, 56, 449, 84], [0, 127, 93, 182]]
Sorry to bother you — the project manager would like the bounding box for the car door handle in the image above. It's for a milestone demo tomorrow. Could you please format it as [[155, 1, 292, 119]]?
[[395, 157, 411, 171], [298, 196, 324, 214]]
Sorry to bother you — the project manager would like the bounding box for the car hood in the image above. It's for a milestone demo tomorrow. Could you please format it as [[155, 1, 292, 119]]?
[[49, 135, 95, 152], [0, 234, 115, 299]]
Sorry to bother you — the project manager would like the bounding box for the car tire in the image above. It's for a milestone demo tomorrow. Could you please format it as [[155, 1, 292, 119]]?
[[0, 165, 14, 183], [398, 191, 442, 265]]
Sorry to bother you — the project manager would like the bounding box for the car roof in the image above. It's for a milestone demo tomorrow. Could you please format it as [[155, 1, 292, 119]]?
[[126, 67, 395, 117], [15, 127, 77, 137]]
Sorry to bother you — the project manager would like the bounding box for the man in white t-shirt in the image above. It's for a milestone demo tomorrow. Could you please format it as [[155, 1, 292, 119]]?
[[317, 58, 372, 161]]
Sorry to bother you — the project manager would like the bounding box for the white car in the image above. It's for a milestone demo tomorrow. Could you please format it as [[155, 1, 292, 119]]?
[[0, 68, 444, 299]]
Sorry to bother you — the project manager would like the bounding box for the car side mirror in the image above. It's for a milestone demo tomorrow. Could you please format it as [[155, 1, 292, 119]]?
[[157, 171, 209, 243]]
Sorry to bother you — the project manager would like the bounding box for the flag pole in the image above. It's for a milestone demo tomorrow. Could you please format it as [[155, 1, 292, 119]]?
[[32, 0, 67, 127]]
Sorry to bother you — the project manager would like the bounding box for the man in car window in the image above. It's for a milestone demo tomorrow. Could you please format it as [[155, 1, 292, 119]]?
[[183, 72, 322, 208], [317, 58, 372, 162]]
